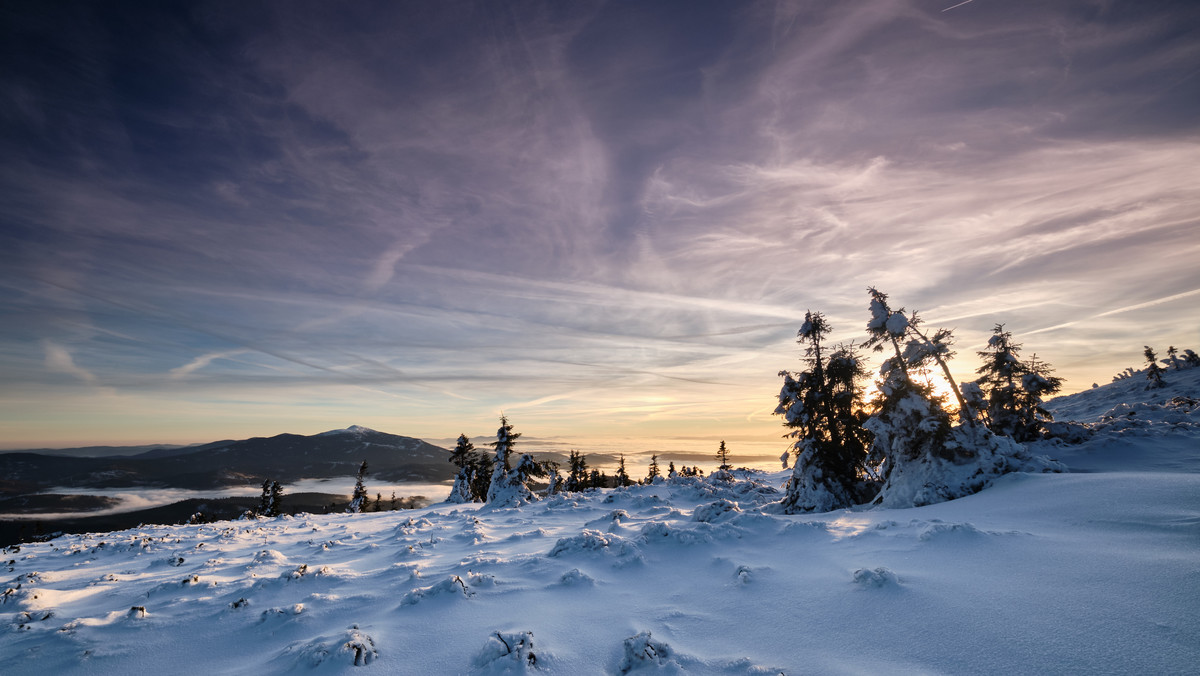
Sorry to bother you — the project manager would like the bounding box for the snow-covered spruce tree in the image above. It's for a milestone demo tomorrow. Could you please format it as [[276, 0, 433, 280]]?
[[347, 461, 369, 513], [971, 324, 1063, 442], [486, 415, 533, 505], [448, 433, 479, 504], [1165, 346, 1182, 370], [1183, 349, 1200, 367], [515, 452, 548, 489], [469, 452, 492, 502], [776, 310, 873, 512], [862, 288, 1061, 508], [1145, 346, 1167, 389], [544, 461, 562, 495]]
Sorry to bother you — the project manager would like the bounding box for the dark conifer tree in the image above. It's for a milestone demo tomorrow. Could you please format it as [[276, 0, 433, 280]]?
[[449, 433, 480, 503], [514, 453, 546, 486], [716, 441, 731, 471], [615, 454, 631, 487], [1145, 346, 1167, 389], [347, 461, 369, 513], [257, 480, 272, 516], [450, 434, 477, 469], [1165, 346, 1181, 370], [647, 454, 660, 481], [667, 461, 677, 477], [267, 481, 283, 517], [565, 450, 589, 491], [469, 453, 492, 501], [390, 491, 398, 511]]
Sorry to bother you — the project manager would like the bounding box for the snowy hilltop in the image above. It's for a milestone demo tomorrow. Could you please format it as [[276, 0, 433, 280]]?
[[2, 370, 1199, 673]]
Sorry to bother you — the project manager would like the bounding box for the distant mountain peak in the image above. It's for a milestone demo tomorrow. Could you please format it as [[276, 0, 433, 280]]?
[[318, 425, 376, 437]]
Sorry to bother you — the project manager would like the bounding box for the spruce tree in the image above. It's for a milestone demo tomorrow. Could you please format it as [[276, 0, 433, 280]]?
[[469, 453, 492, 501], [1145, 346, 1167, 389], [647, 455, 661, 481], [448, 434, 479, 504], [347, 461, 369, 513], [267, 481, 283, 517], [776, 310, 872, 512], [565, 450, 588, 492], [450, 433, 476, 469], [863, 289, 1060, 507], [486, 415, 532, 505], [1165, 346, 1182, 370], [545, 461, 562, 494], [716, 441, 731, 471], [514, 452, 547, 486], [972, 325, 1064, 442], [861, 289, 956, 501], [615, 454, 631, 487], [257, 480, 272, 516], [667, 461, 677, 478]]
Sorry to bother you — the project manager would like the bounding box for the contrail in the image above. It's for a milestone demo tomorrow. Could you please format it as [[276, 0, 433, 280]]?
[[1025, 288, 1200, 336], [942, 0, 975, 11]]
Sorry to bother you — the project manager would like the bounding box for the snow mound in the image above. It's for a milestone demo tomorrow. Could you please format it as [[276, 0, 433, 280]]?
[[555, 568, 594, 587], [876, 425, 1065, 508], [547, 530, 641, 564], [852, 567, 900, 588], [399, 575, 472, 605], [472, 631, 540, 674], [278, 625, 378, 668], [618, 631, 677, 673], [615, 631, 780, 674], [693, 500, 740, 523], [638, 521, 714, 547]]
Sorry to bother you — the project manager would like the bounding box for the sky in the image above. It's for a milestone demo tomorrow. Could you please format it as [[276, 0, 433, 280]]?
[[1, 0, 1198, 451]]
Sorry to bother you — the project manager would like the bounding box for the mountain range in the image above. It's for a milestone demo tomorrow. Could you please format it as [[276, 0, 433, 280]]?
[[0, 425, 452, 495]]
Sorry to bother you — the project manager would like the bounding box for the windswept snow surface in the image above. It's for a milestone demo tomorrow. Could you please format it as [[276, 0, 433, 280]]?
[[3, 377, 1199, 674]]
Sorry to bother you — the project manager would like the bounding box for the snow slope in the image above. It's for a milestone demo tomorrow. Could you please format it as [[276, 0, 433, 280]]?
[[2, 374, 1198, 675]]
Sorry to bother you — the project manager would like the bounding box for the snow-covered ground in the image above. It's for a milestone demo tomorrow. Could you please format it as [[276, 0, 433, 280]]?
[[3, 369, 1198, 674]]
